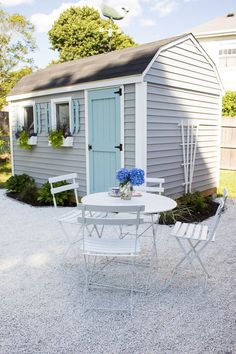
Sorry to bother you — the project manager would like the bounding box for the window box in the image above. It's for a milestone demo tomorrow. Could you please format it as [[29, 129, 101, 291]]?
[[48, 135, 73, 148], [28, 136, 37, 145], [62, 136, 73, 147]]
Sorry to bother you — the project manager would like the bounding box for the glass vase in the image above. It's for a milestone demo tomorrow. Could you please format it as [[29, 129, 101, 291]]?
[[119, 182, 133, 200]]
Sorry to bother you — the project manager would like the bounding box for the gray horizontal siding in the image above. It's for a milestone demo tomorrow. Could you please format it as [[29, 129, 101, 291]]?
[[144, 39, 221, 96], [11, 91, 87, 195], [144, 38, 221, 197], [11, 84, 135, 195], [124, 84, 135, 168]]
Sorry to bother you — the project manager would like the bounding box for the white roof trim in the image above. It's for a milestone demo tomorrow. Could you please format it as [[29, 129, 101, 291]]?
[[7, 74, 143, 102], [142, 33, 224, 95], [195, 29, 236, 38]]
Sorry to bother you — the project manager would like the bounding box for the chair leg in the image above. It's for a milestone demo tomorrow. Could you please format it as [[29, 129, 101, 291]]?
[[188, 240, 210, 278]]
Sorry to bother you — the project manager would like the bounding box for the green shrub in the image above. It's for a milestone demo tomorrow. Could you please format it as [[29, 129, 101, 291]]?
[[179, 192, 208, 213], [37, 181, 73, 206], [18, 180, 38, 204], [222, 91, 236, 117], [48, 130, 63, 148], [6, 173, 36, 193]]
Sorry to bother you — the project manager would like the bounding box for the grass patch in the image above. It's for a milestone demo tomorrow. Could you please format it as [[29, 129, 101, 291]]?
[[218, 170, 236, 198], [0, 158, 12, 188]]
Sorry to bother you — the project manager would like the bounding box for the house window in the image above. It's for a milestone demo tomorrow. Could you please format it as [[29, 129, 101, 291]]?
[[219, 48, 236, 68], [56, 102, 70, 131], [24, 106, 34, 135]]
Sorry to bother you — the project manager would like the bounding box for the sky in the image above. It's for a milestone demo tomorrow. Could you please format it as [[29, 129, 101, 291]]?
[[1, 0, 236, 69]]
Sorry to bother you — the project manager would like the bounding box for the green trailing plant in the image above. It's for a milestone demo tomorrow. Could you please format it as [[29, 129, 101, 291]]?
[[6, 173, 36, 193], [17, 129, 31, 149], [15, 128, 37, 150], [48, 130, 64, 148], [37, 181, 74, 206]]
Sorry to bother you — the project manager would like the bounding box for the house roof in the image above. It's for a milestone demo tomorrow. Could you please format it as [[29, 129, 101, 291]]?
[[8, 34, 186, 97], [190, 13, 236, 37]]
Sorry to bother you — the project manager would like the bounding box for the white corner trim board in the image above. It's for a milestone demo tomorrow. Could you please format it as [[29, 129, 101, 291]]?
[[135, 82, 147, 173]]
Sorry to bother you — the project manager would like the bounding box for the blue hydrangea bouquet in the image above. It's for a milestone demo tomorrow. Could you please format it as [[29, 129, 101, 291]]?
[[116, 168, 145, 200]]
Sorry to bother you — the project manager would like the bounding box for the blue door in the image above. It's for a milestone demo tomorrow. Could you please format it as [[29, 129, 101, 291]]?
[[88, 87, 121, 193]]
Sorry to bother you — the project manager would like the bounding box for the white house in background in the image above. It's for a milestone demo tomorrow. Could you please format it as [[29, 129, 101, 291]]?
[[190, 12, 236, 91]]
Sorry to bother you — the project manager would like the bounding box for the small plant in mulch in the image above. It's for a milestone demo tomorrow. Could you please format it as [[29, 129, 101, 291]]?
[[37, 181, 75, 206], [159, 191, 219, 225]]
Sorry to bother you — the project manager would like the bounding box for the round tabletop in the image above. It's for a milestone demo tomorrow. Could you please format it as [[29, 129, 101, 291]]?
[[81, 192, 176, 214]]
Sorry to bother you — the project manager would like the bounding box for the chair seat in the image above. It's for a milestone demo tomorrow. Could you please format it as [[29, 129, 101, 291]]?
[[80, 237, 141, 256], [171, 221, 210, 241]]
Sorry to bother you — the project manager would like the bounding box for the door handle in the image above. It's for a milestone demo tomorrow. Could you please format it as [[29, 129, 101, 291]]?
[[114, 144, 123, 151], [88, 144, 92, 150]]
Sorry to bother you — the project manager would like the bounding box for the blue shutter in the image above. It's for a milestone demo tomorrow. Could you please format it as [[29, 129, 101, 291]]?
[[45, 102, 51, 134], [72, 99, 80, 134], [35, 103, 41, 134]]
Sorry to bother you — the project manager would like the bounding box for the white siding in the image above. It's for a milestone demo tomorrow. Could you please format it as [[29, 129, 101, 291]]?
[[144, 39, 221, 197]]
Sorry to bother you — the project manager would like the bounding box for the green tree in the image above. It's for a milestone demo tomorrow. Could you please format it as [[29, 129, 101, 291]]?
[[48, 6, 137, 62], [222, 91, 236, 117], [0, 8, 36, 109]]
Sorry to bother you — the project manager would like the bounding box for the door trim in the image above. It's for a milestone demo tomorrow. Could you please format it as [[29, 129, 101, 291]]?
[[85, 86, 124, 194]]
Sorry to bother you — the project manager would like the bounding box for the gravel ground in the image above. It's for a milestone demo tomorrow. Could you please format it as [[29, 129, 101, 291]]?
[[0, 189, 235, 354]]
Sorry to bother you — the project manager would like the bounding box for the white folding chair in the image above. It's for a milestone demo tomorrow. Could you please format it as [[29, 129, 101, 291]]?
[[166, 188, 228, 291], [79, 204, 145, 314], [138, 177, 165, 264], [49, 173, 83, 262]]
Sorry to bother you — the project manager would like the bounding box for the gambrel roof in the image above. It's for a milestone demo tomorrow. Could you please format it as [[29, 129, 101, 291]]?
[[9, 34, 186, 97]]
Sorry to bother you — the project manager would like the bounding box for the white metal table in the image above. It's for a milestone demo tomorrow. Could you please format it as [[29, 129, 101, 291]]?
[[81, 192, 176, 214]]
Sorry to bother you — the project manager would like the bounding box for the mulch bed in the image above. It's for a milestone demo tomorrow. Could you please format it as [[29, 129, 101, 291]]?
[[6, 191, 219, 224]]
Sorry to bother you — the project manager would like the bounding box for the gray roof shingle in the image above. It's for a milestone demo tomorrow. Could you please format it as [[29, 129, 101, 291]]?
[[9, 34, 186, 97]]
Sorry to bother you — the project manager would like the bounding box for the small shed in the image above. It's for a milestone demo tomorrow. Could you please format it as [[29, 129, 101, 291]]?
[[7, 33, 223, 197]]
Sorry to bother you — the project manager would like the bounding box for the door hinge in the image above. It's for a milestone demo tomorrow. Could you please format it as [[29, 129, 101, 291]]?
[[88, 144, 92, 150], [114, 88, 122, 96]]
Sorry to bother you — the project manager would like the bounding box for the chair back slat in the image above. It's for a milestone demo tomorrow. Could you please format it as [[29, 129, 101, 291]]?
[[49, 173, 77, 183], [51, 183, 79, 195], [140, 177, 165, 195]]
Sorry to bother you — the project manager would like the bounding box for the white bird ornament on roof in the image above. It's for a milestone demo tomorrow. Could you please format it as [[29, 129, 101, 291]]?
[[101, 3, 129, 21]]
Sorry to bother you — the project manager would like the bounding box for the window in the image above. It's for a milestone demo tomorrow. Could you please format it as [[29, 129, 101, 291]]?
[[219, 48, 236, 68], [56, 102, 70, 131], [24, 106, 34, 135], [50, 97, 80, 135]]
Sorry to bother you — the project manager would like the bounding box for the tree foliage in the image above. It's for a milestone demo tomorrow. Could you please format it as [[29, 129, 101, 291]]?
[[48, 6, 137, 62], [222, 91, 236, 117], [0, 8, 36, 110]]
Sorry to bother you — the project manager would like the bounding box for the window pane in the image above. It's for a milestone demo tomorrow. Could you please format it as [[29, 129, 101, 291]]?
[[56, 103, 69, 131], [24, 106, 34, 133]]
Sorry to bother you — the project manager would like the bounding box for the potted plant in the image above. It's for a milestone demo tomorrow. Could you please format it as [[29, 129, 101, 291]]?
[[15, 127, 37, 149], [48, 125, 73, 148], [116, 168, 145, 200]]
